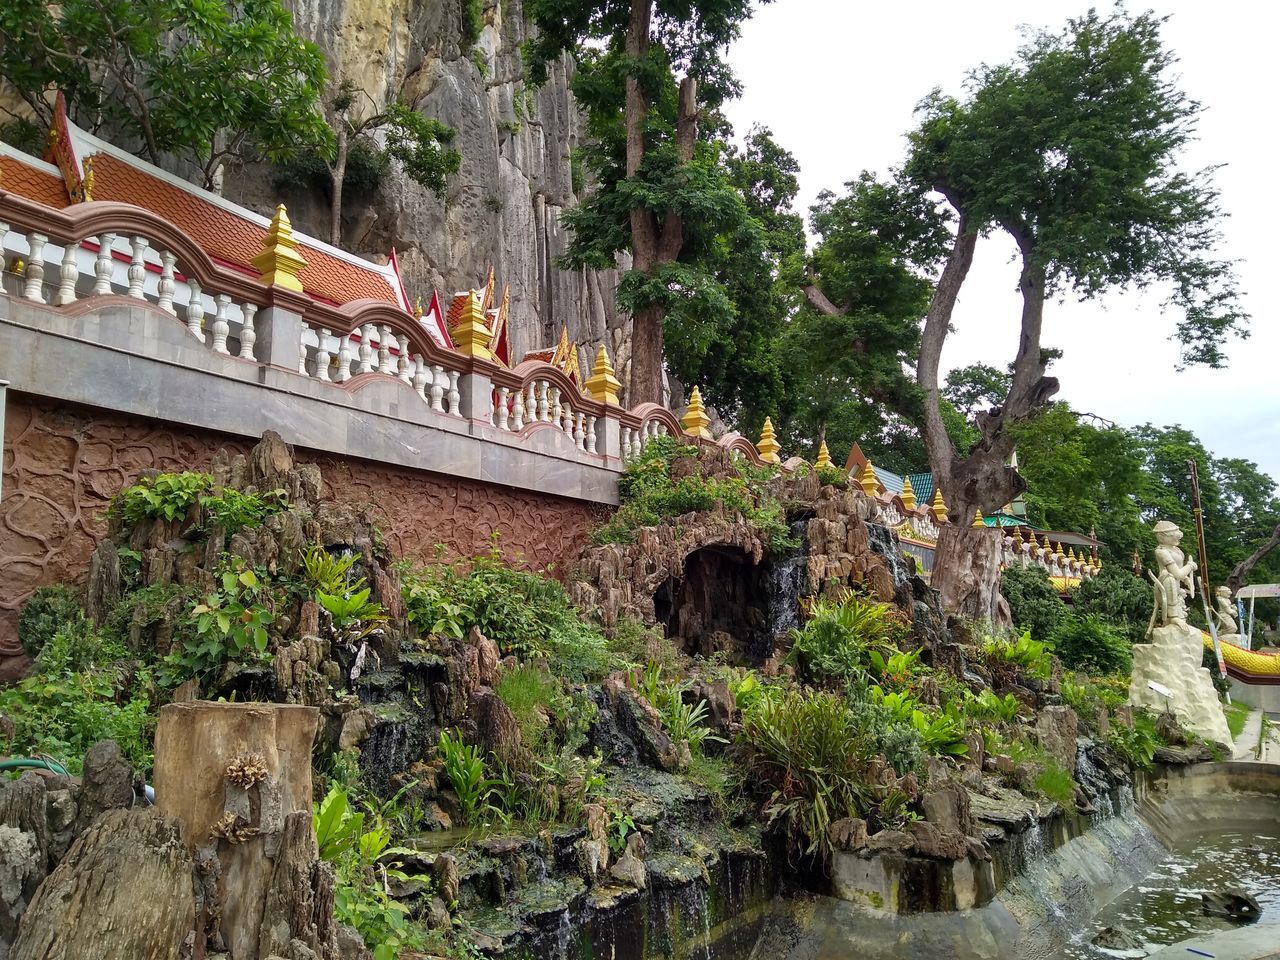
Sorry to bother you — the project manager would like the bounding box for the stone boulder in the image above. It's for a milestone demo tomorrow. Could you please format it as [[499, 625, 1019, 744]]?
[[1202, 887, 1262, 922], [469, 689, 524, 767], [73, 740, 134, 834], [1034, 705, 1079, 775], [921, 779, 976, 838]]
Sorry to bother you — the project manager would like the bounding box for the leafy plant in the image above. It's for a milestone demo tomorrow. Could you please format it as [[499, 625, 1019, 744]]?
[[315, 783, 366, 860], [740, 689, 873, 861], [1000, 563, 1068, 642], [984, 631, 1053, 681], [437, 729, 495, 824], [606, 803, 636, 855], [963, 689, 1021, 725], [17, 584, 85, 657], [164, 560, 275, 685], [1106, 710, 1161, 769], [786, 595, 903, 687], [910, 709, 969, 757], [199, 486, 286, 534], [303, 545, 360, 596], [1034, 760, 1077, 809], [109, 472, 212, 526], [495, 663, 557, 754], [1048, 614, 1131, 675]]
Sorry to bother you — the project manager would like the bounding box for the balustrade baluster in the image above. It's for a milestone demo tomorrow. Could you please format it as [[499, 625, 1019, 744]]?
[[336, 333, 353, 382], [185, 279, 205, 342], [497, 387, 510, 430], [620, 426, 632, 460], [574, 412, 586, 450], [56, 242, 78, 305], [537, 381, 549, 422], [0, 224, 7, 256], [560, 401, 572, 437], [299, 327, 309, 375], [93, 234, 115, 295], [358, 324, 375, 373], [430, 365, 445, 412], [377, 324, 393, 375], [447, 371, 460, 415], [586, 415, 598, 454], [211, 295, 231, 355], [238, 304, 257, 360], [396, 335, 412, 383], [512, 388, 526, 430], [315, 328, 332, 381], [526, 382, 538, 422], [127, 236, 147, 298], [413, 355, 429, 400], [157, 251, 176, 314], [551, 387, 562, 426], [22, 233, 46, 302]]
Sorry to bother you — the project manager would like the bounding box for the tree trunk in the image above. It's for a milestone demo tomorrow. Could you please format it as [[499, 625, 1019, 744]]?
[[329, 126, 349, 246], [1227, 522, 1280, 595], [630, 303, 666, 405], [11, 809, 196, 960], [933, 522, 1011, 627]]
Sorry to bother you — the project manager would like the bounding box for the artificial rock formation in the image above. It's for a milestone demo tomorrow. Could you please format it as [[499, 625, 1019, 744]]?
[[1129, 521, 1232, 746]]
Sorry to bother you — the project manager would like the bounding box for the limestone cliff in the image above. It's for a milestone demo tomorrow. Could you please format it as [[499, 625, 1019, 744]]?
[[227, 0, 626, 369]]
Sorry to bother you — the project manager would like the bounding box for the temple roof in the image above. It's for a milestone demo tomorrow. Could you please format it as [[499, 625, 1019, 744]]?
[[2, 95, 410, 311]]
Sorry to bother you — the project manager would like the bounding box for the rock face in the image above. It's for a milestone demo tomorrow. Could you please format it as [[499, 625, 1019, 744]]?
[[228, 0, 627, 377], [1130, 621, 1233, 747]]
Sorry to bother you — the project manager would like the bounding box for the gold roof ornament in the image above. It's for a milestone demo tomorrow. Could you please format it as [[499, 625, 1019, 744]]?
[[681, 386, 712, 439], [815, 441, 833, 471], [900, 474, 917, 510], [757, 418, 781, 464], [80, 155, 95, 202], [971, 508, 985, 528], [250, 204, 308, 292], [930, 487, 948, 523], [413, 295, 424, 319], [585, 344, 621, 405], [452, 289, 494, 360], [1029, 531, 1040, 549], [1055, 541, 1066, 559], [858, 460, 879, 496]]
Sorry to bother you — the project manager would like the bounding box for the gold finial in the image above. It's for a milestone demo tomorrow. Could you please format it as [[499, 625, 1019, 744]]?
[[413, 295, 424, 319], [971, 508, 985, 528], [681, 386, 712, 439], [858, 460, 879, 496], [452, 289, 494, 360], [1055, 541, 1066, 559], [251, 204, 308, 292], [80, 155, 95, 202], [9, 257, 25, 276], [815, 440, 833, 471], [930, 487, 948, 523], [757, 418, 781, 464], [586, 343, 621, 405], [900, 474, 916, 510]]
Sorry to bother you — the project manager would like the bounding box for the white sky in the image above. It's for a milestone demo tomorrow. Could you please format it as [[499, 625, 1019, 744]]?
[[723, 0, 1279, 480]]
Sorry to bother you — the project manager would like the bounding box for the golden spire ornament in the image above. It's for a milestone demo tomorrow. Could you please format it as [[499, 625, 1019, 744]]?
[[815, 440, 833, 471], [930, 488, 948, 523], [756, 418, 781, 464], [452, 289, 494, 360], [681, 386, 712, 439], [251, 204, 307, 292], [900, 474, 917, 510], [585, 344, 621, 405], [858, 460, 879, 496], [971, 508, 985, 528]]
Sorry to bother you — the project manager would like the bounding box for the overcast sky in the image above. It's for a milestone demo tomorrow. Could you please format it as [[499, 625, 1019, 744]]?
[[723, 1, 1278, 481]]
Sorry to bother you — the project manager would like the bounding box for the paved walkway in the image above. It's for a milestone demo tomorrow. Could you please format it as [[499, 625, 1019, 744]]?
[[1232, 707, 1264, 760], [1146, 924, 1280, 960]]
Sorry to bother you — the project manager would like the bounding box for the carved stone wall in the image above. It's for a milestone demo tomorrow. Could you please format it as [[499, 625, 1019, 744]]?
[[1, 394, 606, 652]]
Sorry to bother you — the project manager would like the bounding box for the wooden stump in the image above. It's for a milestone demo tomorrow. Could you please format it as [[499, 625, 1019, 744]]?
[[153, 701, 320, 960]]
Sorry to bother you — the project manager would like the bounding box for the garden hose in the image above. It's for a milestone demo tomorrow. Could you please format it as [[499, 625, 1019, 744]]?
[[0, 756, 72, 777]]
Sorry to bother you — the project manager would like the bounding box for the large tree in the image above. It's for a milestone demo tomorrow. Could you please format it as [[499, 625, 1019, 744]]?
[[525, 0, 766, 404], [0, 0, 332, 190], [900, 9, 1246, 621]]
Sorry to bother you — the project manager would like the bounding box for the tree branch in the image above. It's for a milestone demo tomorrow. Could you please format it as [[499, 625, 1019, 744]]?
[[803, 283, 848, 316], [1228, 524, 1280, 596]]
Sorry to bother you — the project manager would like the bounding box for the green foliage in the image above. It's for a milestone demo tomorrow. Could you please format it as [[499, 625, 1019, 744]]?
[[1000, 564, 1068, 643], [495, 664, 557, 753], [635, 664, 724, 755], [870, 687, 968, 757], [983, 631, 1053, 681], [461, 0, 485, 45], [1224, 701, 1250, 740], [401, 546, 620, 682], [0, 0, 332, 186], [303, 546, 359, 595], [381, 101, 461, 199], [1048, 614, 1132, 675], [594, 435, 796, 554], [1106, 710, 1161, 769], [963, 689, 1022, 725], [785, 595, 902, 687], [1072, 565, 1153, 645], [437, 729, 495, 825], [17, 585, 85, 658], [740, 688, 873, 861], [199, 486, 287, 535], [110, 472, 212, 526], [606, 803, 636, 856], [163, 560, 275, 685], [0, 622, 154, 772], [1033, 760, 1077, 809]]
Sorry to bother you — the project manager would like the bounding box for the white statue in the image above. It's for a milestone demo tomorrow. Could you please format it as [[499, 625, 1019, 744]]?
[[1148, 519, 1197, 632], [1130, 519, 1232, 747], [1213, 585, 1239, 638]]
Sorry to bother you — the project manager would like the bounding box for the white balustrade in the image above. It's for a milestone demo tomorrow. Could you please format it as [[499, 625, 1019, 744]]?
[[586, 415, 598, 455], [551, 387, 562, 426], [315, 328, 332, 381], [239, 304, 257, 360], [22, 233, 46, 302], [574, 412, 586, 451], [377, 324, 393, 375], [56, 243, 78, 305], [211, 295, 231, 355], [336, 333, 353, 382], [157, 251, 176, 314], [299, 327, 309, 374], [185, 278, 205, 342], [127, 236, 147, 298], [512, 388, 526, 430], [396, 335, 412, 383], [447, 370, 460, 415], [358, 324, 374, 373], [497, 387, 510, 430], [537, 381, 549, 421], [93, 235, 115, 295], [430, 365, 445, 412], [413, 355, 429, 400]]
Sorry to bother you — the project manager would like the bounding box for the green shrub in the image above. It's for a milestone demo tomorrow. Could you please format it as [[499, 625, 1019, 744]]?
[[741, 689, 873, 860], [1073, 565, 1151, 644], [983, 631, 1053, 680], [401, 547, 622, 681], [593, 435, 796, 553], [1048, 613, 1131, 674], [1034, 759, 1077, 809], [786, 595, 902, 687], [0, 623, 154, 772], [1000, 563, 1068, 642], [199, 486, 286, 535], [495, 663, 557, 753], [17, 584, 85, 657], [110, 471, 212, 526], [437, 728, 495, 824], [1106, 710, 1161, 769], [163, 560, 276, 686]]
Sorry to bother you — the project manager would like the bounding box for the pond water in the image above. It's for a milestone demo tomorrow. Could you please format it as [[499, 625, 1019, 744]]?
[[1054, 826, 1280, 958]]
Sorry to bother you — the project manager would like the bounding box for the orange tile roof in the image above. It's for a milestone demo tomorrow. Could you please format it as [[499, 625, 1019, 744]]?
[[0, 155, 71, 210], [87, 153, 397, 306]]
